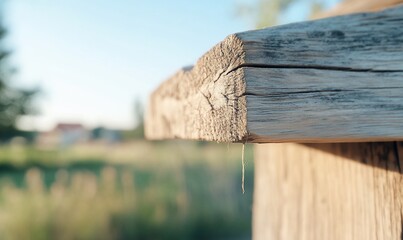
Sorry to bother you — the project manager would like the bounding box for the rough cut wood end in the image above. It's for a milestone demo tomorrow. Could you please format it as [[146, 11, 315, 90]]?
[[146, 6, 403, 143], [145, 35, 248, 142]]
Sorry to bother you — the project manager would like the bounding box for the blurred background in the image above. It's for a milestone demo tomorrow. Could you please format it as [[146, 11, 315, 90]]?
[[0, 0, 339, 239]]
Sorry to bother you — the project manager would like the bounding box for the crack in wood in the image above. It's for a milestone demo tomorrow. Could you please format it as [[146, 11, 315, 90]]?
[[239, 89, 353, 97], [393, 142, 402, 173], [227, 63, 403, 75], [200, 91, 215, 110]]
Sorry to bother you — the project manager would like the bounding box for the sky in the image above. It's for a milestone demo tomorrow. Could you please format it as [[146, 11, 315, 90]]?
[[4, 0, 337, 131]]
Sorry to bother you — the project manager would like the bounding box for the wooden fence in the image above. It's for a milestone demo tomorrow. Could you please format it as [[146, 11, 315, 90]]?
[[145, 2, 403, 240]]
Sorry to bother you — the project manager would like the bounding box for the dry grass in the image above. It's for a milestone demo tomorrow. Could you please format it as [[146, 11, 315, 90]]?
[[0, 141, 254, 240]]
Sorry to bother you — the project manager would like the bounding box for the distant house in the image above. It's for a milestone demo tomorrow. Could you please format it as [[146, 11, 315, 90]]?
[[55, 123, 88, 146], [37, 123, 89, 147]]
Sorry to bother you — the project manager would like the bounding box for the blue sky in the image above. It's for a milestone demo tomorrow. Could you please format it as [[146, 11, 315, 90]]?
[[4, 0, 337, 131]]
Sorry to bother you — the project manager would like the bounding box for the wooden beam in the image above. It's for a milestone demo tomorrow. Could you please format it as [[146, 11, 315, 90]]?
[[145, 6, 403, 143], [253, 142, 403, 240]]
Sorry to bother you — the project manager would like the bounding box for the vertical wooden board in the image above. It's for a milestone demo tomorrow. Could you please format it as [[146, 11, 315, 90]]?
[[253, 143, 403, 240]]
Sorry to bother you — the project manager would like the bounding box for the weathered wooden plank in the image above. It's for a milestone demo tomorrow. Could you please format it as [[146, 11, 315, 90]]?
[[246, 68, 403, 142], [145, 35, 247, 142], [253, 142, 403, 240], [145, 6, 403, 143]]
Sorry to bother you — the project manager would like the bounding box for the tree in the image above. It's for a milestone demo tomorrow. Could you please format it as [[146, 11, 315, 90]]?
[[0, 9, 38, 136], [237, 0, 326, 28], [132, 98, 144, 139]]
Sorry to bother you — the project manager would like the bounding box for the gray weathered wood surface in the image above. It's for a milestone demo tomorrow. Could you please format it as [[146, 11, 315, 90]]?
[[145, 6, 403, 143]]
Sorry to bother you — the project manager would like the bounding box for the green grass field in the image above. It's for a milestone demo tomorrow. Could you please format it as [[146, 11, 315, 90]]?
[[0, 141, 254, 240]]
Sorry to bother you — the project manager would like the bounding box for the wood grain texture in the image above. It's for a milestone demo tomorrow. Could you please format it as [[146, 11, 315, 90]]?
[[245, 68, 403, 143], [253, 142, 403, 240], [145, 6, 403, 143], [145, 36, 247, 142]]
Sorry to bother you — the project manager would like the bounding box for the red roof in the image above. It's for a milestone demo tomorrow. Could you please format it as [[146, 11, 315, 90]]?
[[54, 123, 85, 131]]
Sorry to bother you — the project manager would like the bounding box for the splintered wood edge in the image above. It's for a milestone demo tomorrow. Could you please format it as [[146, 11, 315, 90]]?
[[146, 6, 403, 143], [145, 35, 249, 142]]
